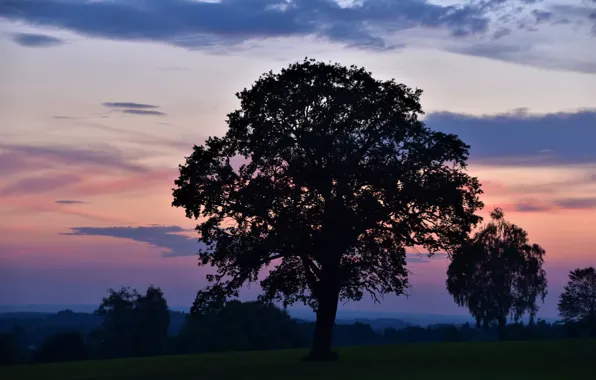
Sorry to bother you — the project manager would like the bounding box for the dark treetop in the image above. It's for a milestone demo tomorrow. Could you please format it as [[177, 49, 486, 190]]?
[[447, 208, 548, 338], [558, 267, 596, 324]]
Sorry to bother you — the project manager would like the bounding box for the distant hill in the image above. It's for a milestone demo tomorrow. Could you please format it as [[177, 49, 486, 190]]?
[[336, 318, 410, 331], [0, 309, 188, 348], [0, 312, 54, 319]]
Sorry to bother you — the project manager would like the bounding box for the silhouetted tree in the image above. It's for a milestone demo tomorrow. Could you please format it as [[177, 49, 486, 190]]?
[[0, 333, 20, 366], [172, 58, 483, 360], [35, 332, 88, 363], [92, 287, 137, 358], [447, 208, 548, 340], [92, 286, 170, 358], [180, 298, 306, 353], [558, 267, 596, 336], [133, 285, 170, 356]]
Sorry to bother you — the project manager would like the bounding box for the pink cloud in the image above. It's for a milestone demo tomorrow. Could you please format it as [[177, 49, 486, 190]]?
[[70, 168, 177, 196]]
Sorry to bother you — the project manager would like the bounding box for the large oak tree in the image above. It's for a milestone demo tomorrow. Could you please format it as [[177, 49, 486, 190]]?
[[172, 58, 483, 360]]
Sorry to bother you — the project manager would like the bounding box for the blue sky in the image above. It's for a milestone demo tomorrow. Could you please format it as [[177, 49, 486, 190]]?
[[0, 0, 595, 318]]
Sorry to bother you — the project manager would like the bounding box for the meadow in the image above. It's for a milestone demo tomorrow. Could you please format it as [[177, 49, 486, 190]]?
[[2, 340, 594, 380]]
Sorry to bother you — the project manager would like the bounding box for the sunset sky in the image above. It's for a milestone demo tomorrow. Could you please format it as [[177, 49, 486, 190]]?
[[0, 0, 595, 318]]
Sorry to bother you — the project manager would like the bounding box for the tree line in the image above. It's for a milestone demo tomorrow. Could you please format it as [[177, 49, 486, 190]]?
[[1, 265, 595, 366]]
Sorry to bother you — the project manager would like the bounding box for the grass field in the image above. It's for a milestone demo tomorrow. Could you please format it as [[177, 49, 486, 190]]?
[[1, 340, 594, 380]]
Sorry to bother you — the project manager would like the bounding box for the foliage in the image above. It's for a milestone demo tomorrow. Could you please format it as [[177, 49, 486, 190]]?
[[35, 332, 87, 363], [92, 286, 170, 358], [180, 299, 306, 353], [0, 333, 20, 366], [172, 58, 483, 359], [558, 267, 596, 334], [446, 208, 548, 337], [133, 286, 170, 356], [92, 287, 137, 358]]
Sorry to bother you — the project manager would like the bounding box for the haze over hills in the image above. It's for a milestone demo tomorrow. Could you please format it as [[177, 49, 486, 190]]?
[[0, 304, 558, 327]]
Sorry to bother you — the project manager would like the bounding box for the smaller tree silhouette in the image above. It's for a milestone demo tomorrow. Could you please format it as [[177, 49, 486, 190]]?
[[446, 208, 548, 339], [558, 267, 596, 336], [92, 285, 170, 358]]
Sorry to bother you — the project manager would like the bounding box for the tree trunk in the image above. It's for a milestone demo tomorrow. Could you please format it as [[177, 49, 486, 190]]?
[[497, 316, 507, 341], [304, 285, 340, 361]]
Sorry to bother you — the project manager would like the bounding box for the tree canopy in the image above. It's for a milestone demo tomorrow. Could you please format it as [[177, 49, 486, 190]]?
[[172, 58, 484, 360], [181, 299, 306, 353], [446, 208, 548, 338], [558, 267, 596, 328], [92, 286, 170, 358]]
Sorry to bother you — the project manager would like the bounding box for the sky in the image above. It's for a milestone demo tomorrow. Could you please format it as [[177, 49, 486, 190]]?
[[0, 0, 595, 319]]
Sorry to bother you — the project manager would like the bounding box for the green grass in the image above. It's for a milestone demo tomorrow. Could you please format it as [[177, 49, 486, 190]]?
[[2, 340, 595, 380]]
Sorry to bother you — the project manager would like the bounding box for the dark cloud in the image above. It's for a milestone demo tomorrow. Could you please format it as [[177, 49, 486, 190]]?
[[102, 102, 166, 116], [510, 197, 596, 213], [514, 201, 552, 212], [1, 1, 588, 71], [55, 200, 89, 204], [492, 27, 512, 39], [532, 9, 552, 23], [61, 225, 204, 257], [122, 109, 167, 116], [552, 197, 596, 210], [102, 102, 159, 109], [424, 110, 596, 166], [0, 143, 149, 174], [61, 225, 450, 261], [0, 0, 515, 52], [10, 32, 64, 47]]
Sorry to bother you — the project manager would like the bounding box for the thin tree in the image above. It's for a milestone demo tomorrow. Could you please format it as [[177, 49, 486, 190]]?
[[172, 58, 484, 360], [447, 208, 548, 339]]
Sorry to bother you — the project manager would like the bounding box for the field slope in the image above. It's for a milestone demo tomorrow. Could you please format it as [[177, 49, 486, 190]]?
[[2, 340, 594, 380]]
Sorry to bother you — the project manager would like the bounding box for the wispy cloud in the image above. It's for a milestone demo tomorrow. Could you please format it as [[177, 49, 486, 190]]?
[[122, 109, 167, 116], [60, 226, 452, 261], [102, 102, 167, 116], [0, 143, 149, 174], [0, 174, 80, 196], [55, 200, 89, 205], [61, 225, 203, 257], [68, 168, 176, 197], [10, 32, 64, 47], [503, 197, 596, 213], [73, 122, 191, 151], [552, 197, 596, 210], [52, 115, 81, 120], [514, 200, 553, 213], [102, 102, 160, 110]]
